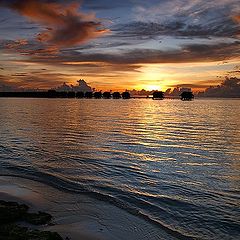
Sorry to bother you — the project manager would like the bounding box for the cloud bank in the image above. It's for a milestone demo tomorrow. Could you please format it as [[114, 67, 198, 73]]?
[[22, 41, 239, 64], [200, 77, 240, 97]]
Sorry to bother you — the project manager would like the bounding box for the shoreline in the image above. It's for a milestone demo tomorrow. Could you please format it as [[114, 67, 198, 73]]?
[[0, 176, 109, 240], [0, 176, 175, 240]]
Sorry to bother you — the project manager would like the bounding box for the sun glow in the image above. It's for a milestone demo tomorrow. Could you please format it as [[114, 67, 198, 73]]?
[[135, 64, 172, 91], [145, 85, 162, 91]]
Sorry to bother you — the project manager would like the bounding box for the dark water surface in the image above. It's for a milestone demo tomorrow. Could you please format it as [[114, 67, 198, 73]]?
[[0, 98, 239, 239]]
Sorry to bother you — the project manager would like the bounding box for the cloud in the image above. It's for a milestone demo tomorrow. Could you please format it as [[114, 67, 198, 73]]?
[[1, 0, 239, 91], [27, 41, 239, 65], [0, 83, 21, 92], [2, 0, 109, 48], [5, 39, 28, 49], [129, 0, 240, 40], [227, 65, 240, 75], [1, 39, 59, 56], [82, 0, 132, 10], [113, 18, 239, 40], [201, 77, 240, 97], [233, 15, 240, 23], [169, 83, 211, 89], [2, 37, 239, 66], [0, 70, 74, 90], [133, 0, 240, 22]]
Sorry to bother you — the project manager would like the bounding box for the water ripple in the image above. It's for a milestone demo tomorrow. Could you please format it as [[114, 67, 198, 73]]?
[[0, 98, 240, 239]]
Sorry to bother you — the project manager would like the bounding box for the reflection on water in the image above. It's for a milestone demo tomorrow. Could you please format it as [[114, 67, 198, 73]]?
[[0, 98, 239, 239]]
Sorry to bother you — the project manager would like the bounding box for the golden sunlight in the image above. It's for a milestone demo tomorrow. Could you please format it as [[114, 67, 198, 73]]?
[[136, 64, 173, 91], [145, 85, 162, 91]]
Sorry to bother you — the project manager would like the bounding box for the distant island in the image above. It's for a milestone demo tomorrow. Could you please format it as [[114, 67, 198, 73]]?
[[0, 77, 239, 99]]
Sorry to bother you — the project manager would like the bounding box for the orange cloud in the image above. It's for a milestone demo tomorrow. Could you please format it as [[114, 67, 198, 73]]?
[[9, 0, 109, 48], [232, 15, 240, 23], [5, 39, 28, 49]]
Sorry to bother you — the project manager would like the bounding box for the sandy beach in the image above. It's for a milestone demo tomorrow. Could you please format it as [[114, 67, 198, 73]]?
[[0, 176, 174, 240]]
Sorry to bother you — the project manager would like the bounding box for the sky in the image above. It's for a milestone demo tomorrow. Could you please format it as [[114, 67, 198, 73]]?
[[0, 0, 239, 91]]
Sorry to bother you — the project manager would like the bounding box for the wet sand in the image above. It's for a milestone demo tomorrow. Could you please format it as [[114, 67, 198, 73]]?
[[0, 176, 175, 240]]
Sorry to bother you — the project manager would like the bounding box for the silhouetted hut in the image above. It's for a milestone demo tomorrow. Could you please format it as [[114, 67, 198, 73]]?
[[122, 91, 130, 99], [180, 91, 194, 101], [103, 91, 111, 99], [58, 91, 68, 98], [67, 91, 75, 98], [47, 90, 57, 98], [85, 91, 93, 98], [112, 92, 121, 99], [152, 91, 164, 100], [94, 91, 102, 99], [76, 91, 84, 98]]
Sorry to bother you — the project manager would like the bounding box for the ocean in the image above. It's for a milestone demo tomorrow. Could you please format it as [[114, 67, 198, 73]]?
[[0, 98, 239, 239]]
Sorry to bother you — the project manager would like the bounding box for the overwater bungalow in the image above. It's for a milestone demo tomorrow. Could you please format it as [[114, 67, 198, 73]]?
[[76, 91, 84, 98], [112, 92, 121, 99], [94, 91, 102, 99], [180, 91, 194, 101], [58, 91, 68, 98], [85, 91, 93, 98], [47, 90, 57, 98], [152, 91, 164, 100], [103, 91, 111, 99], [67, 91, 75, 98], [122, 91, 131, 99]]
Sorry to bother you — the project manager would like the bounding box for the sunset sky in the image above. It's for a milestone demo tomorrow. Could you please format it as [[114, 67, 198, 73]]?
[[0, 0, 239, 91]]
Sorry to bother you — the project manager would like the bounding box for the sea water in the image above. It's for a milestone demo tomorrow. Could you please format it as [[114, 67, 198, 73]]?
[[0, 98, 239, 239]]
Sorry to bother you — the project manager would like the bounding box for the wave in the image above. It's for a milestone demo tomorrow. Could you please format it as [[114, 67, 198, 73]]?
[[1, 163, 195, 240]]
